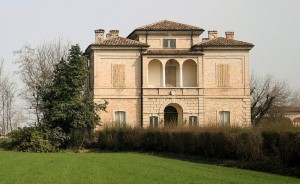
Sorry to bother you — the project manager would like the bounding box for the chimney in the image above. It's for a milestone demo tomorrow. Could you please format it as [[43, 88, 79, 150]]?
[[225, 31, 234, 40], [208, 30, 218, 40], [109, 30, 119, 38], [106, 33, 111, 39], [94, 29, 105, 43]]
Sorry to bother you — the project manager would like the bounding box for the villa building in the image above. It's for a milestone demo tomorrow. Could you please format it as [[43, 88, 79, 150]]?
[[85, 20, 254, 128]]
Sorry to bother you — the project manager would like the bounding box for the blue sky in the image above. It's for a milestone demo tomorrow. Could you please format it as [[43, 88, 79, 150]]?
[[1, 0, 300, 89]]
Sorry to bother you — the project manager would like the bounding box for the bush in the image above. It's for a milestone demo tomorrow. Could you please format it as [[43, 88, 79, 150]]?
[[4, 126, 70, 152], [7, 127, 54, 152]]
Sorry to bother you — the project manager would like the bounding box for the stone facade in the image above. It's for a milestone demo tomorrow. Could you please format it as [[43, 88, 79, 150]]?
[[85, 20, 254, 128]]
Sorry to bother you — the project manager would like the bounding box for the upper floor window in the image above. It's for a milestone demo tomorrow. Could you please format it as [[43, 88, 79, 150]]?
[[163, 39, 176, 48], [219, 111, 230, 126], [217, 64, 230, 87], [113, 64, 125, 87]]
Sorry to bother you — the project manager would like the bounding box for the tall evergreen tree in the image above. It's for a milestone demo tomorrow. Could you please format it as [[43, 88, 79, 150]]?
[[42, 45, 99, 133]]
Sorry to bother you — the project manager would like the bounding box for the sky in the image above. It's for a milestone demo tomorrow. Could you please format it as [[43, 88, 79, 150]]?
[[1, 0, 300, 90]]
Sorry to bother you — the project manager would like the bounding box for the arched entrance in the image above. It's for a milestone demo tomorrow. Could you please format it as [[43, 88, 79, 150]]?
[[164, 103, 183, 126]]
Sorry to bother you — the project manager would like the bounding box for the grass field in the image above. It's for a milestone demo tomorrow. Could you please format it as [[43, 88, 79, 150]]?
[[0, 151, 299, 184]]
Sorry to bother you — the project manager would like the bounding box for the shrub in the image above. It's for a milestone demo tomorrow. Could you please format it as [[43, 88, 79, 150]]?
[[261, 131, 280, 160], [277, 132, 300, 166], [7, 127, 55, 152], [4, 126, 70, 152]]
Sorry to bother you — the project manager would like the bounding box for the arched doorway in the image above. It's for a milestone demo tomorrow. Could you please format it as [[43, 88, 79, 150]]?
[[164, 103, 183, 126]]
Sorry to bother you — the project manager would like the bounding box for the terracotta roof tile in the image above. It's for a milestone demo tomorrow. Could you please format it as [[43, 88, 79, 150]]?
[[143, 49, 203, 55], [272, 106, 300, 113], [194, 37, 254, 47], [92, 37, 149, 47], [135, 20, 203, 31], [293, 117, 300, 122]]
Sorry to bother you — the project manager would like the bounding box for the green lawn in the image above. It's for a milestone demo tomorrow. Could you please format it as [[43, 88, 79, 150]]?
[[0, 151, 299, 184]]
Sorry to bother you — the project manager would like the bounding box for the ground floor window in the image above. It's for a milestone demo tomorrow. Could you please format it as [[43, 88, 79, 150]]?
[[189, 116, 198, 126], [149, 116, 158, 128], [115, 111, 126, 127], [219, 111, 230, 126]]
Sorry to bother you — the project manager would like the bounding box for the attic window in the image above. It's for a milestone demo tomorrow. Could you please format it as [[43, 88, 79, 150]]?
[[163, 39, 176, 48]]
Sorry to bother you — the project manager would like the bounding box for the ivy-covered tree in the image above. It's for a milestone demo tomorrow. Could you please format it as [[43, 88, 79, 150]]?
[[42, 45, 99, 134]]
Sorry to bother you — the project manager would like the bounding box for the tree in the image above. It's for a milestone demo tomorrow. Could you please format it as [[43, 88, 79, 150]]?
[[14, 39, 70, 125], [250, 74, 291, 125], [0, 59, 18, 135], [288, 88, 300, 106], [42, 45, 99, 134]]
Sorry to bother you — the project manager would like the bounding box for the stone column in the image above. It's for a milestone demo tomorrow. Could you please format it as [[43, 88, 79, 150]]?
[[162, 63, 166, 87], [180, 64, 183, 87]]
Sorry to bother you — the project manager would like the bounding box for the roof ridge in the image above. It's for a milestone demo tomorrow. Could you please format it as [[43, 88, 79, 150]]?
[[135, 19, 202, 30]]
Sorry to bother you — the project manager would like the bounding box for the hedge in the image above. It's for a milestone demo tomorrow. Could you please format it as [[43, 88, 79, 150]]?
[[96, 127, 300, 166]]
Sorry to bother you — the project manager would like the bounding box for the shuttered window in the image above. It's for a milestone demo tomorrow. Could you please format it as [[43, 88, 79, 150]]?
[[113, 65, 125, 87], [217, 64, 230, 87]]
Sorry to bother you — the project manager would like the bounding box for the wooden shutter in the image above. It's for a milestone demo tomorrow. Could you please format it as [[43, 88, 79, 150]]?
[[217, 64, 230, 87], [113, 65, 125, 87]]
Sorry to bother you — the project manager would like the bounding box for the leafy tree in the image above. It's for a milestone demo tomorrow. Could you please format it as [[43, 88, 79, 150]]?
[[42, 45, 99, 134]]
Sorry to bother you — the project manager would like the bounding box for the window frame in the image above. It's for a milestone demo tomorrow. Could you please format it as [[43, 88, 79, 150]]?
[[115, 111, 126, 127], [219, 111, 230, 126], [189, 116, 198, 126], [149, 116, 159, 128], [163, 39, 176, 48]]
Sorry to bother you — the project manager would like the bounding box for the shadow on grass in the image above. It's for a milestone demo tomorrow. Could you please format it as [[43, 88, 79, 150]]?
[[87, 149, 300, 179], [145, 152, 300, 179]]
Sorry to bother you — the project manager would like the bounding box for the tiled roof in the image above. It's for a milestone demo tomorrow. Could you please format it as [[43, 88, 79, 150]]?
[[194, 37, 254, 47], [143, 49, 203, 55], [293, 117, 300, 122], [135, 20, 204, 31], [271, 106, 300, 113], [91, 37, 149, 47]]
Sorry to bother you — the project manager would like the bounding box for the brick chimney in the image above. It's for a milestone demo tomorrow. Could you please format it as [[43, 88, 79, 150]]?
[[208, 30, 218, 40], [225, 31, 234, 40], [109, 30, 119, 38], [94, 29, 104, 43]]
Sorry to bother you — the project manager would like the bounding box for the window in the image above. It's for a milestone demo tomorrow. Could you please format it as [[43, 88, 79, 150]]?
[[217, 64, 230, 87], [113, 64, 125, 87], [219, 111, 230, 126], [115, 111, 126, 127], [189, 116, 198, 126], [163, 39, 176, 48], [149, 116, 158, 128]]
